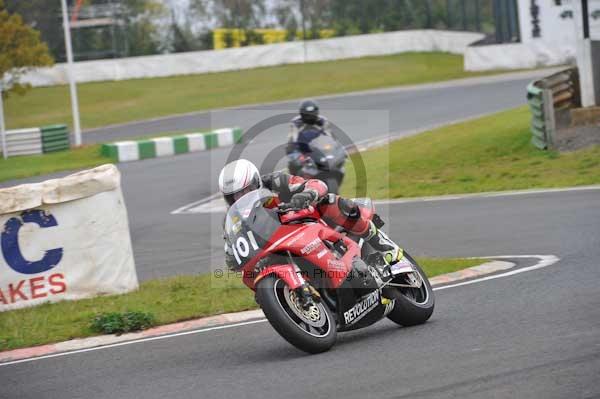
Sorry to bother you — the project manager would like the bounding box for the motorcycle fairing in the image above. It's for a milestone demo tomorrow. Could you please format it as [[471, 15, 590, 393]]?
[[254, 264, 303, 290], [335, 280, 391, 332], [306, 135, 347, 172]]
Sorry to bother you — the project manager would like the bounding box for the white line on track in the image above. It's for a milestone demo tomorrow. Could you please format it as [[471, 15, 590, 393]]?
[[0, 319, 268, 368], [0, 255, 559, 368], [171, 192, 221, 214], [434, 255, 560, 291], [171, 185, 600, 215], [373, 186, 600, 206]]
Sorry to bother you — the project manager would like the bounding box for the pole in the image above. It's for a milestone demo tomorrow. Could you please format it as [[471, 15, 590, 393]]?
[[475, 0, 481, 31], [0, 88, 7, 160], [61, 0, 82, 146], [574, 0, 597, 106], [582, 0, 590, 39], [461, 0, 467, 30], [300, 0, 307, 63], [493, 0, 503, 43], [425, 0, 432, 29]]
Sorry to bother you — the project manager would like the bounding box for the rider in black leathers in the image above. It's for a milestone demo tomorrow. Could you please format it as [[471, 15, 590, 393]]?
[[286, 99, 334, 175]]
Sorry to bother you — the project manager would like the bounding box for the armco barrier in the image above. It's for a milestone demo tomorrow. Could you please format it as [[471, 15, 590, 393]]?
[[1, 124, 70, 157], [101, 127, 242, 162], [526, 67, 580, 149], [0, 164, 138, 312]]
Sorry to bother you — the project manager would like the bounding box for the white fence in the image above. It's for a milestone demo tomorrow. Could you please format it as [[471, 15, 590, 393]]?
[[0, 164, 138, 312], [22, 30, 484, 87]]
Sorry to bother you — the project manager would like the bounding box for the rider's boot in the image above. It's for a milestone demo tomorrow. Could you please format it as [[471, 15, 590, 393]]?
[[363, 222, 406, 303], [364, 221, 403, 266]]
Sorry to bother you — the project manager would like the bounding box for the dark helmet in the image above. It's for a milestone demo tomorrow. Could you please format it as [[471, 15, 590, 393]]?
[[299, 99, 319, 124]]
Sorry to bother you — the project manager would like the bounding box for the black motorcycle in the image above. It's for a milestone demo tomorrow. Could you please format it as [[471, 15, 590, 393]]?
[[288, 134, 347, 194]]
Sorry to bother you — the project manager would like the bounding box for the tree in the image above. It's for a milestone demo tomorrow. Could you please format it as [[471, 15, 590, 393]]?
[[0, 0, 53, 97], [191, 0, 266, 30], [5, 0, 167, 60], [122, 0, 167, 56], [164, 2, 210, 53], [4, 0, 64, 62]]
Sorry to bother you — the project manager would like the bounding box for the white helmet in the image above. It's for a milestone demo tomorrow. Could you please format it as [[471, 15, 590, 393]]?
[[218, 159, 262, 206]]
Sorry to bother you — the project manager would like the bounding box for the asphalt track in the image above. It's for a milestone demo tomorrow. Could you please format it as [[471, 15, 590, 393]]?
[[83, 70, 552, 145], [1, 188, 599, 399]]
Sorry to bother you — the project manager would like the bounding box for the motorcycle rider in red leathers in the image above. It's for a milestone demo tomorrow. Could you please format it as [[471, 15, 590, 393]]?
[[218, 159, 402, 306]]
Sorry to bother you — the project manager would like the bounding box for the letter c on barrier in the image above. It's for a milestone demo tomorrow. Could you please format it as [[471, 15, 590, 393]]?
[[1, 210, 63, 275]]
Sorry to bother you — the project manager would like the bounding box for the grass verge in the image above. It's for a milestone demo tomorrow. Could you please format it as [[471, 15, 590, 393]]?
[[0, 257, 482, 351], [5, 52, 501, 130], [0, 145, 109, 183], [342, 106, 600, 199]]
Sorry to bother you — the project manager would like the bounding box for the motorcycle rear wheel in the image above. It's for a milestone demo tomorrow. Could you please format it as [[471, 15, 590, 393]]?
[[386, 253, 435, 326], [256, 276, 337, 354]]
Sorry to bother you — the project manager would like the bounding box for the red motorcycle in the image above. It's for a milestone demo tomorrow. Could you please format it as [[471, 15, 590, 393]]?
[[224, 189, 434, 354]]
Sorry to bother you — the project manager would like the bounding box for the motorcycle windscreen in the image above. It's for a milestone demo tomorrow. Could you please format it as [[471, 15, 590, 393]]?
[[307, 135, 347, 170], [224, 189, 282, 269]]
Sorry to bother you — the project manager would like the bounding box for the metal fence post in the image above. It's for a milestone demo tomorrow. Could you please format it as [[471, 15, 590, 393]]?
[[0, 88, 7, 159], [461, 0, 467, 30], [541, 89, 556, 147], [425, 0, 432, 28], [475, 0, 481, 31]]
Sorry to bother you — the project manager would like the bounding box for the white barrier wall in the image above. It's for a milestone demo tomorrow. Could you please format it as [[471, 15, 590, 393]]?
[[22, 30, 484, 87], [464, 41, 576, 71], [0, 164, 138, 312]]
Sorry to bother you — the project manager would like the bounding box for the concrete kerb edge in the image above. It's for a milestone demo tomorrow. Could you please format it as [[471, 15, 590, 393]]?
[[0, 259, 514, 364]]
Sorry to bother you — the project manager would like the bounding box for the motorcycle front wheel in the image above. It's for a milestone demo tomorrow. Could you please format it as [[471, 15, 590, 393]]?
[[385, 253, 435, 326], [256, 276, 337, 354]]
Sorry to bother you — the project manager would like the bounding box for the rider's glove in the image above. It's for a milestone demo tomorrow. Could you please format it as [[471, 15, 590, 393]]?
[[290, 191, 317, 209]]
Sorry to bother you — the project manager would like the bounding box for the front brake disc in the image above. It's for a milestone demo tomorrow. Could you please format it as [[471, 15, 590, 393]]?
[[283, 285, 327, 328]]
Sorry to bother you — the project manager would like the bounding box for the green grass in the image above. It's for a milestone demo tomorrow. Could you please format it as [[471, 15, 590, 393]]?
[[0, 144, 108, 183], [0, 257, 482, 351], [4, 52, 499, 130], [342, 106, 600, 199]]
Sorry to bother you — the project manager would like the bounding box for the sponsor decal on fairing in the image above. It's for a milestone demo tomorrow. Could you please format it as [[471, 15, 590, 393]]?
[[316, 249, 328, 259], [343, 290, 380, 325], [327, 258, 345, 270], [301, 238, 322, 255], [285, 232, 305, 246]]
